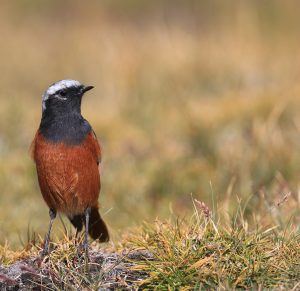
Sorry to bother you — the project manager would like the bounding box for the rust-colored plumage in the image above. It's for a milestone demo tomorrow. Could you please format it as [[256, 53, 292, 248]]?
[[32, 131, 100, 215], [32, 131, 109, 242]]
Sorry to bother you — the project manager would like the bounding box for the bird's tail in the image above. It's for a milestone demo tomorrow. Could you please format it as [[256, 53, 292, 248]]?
[[68, 207, 109, 242], [89, 207, 109, 242]]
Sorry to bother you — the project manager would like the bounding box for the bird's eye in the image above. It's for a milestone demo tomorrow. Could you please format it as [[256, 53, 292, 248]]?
[[58, 90, 67, 97]]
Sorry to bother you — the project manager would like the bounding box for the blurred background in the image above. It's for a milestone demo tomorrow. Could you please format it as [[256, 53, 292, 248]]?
[[1, 0, 300, 247]]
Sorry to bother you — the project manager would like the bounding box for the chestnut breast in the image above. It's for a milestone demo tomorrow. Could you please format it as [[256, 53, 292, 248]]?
[[31, 131, 101, 215]]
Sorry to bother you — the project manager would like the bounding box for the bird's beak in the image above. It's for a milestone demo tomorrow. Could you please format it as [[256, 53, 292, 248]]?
[[82, 85, 94, 94]]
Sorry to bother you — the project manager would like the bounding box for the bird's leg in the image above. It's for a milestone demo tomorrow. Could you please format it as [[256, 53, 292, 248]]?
[[75, 228, 85, 257], [41, 208, 56, 257], [84, 207, 91, 257], [84, 207, 91, 272]]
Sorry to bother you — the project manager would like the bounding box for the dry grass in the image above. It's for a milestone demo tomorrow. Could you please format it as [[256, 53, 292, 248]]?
[[124, 203, 300, 289], [0, 1, 300, 287], [1, 199, 299, 289]]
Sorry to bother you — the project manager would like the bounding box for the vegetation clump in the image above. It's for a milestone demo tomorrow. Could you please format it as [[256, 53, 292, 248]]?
[[1, 200, 299, 290]]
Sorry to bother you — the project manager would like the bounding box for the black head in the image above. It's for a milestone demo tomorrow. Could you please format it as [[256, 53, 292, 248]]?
[[42, 80, 94, 115], [39, 80, 94, 144]]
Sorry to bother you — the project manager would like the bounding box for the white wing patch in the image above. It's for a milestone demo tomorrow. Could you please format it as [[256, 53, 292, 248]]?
[[42, 79, 82, 111]]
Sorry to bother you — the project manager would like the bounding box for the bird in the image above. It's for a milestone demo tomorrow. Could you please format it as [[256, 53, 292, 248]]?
[[31, 79, 109, 257]]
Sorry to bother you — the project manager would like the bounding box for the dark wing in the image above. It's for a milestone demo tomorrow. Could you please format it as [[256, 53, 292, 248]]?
[[91, 130, 102, 165]]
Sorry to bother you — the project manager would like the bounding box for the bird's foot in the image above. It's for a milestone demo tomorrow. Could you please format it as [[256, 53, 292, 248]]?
[[40, 245, 50, 258]]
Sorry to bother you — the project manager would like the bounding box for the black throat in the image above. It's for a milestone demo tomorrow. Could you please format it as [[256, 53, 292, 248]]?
[[39, 111, 92, 145]]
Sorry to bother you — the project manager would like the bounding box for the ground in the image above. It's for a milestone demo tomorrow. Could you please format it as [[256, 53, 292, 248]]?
[[1, 204, 299, 290], [0, 249, 152, 290]]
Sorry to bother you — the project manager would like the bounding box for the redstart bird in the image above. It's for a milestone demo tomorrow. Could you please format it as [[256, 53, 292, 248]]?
[[31, 80, 109, 256]]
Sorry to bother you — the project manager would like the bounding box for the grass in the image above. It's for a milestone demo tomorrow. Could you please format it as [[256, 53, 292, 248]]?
[[1, 198, 299, 289], [125, 201, 300, 289], [1, 197, 296, 291]]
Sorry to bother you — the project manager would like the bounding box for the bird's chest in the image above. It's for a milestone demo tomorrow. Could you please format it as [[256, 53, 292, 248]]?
[[32, 132, 100, 214], [33, 133, 96, 178]]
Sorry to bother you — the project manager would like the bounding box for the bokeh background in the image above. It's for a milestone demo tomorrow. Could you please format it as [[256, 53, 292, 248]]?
[[1, 0, 300, 247]]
